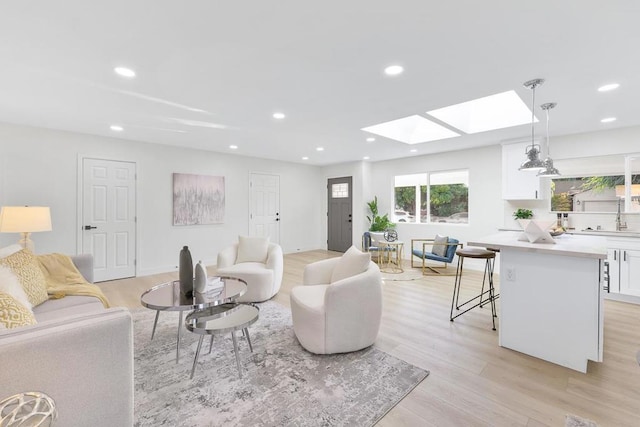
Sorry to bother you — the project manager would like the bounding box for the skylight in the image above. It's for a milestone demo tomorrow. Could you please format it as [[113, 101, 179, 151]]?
[[426, 90, 536, 134], [361, 115, 460, 145]]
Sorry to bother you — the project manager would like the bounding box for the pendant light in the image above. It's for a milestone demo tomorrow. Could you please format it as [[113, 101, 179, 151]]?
[[538, 102, 561, 177], [519, 78, 546, 172]]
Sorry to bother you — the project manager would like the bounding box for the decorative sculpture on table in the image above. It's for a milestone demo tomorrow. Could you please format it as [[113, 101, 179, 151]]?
[[383, 229, 398, 242], [179, 246, 194, 296], [517, 219, 556, 244]]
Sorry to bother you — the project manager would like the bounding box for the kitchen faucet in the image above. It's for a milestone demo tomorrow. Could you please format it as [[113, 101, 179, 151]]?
[[616, 198, 627, 231]]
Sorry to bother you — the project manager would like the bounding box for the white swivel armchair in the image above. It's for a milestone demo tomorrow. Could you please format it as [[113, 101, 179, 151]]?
[[290, 247, 383, 354], [216, 237, 283, 303]]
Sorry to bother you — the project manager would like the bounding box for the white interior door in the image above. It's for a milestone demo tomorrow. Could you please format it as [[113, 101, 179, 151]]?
[[249, 173, 280, 243], [82, 158, 136, 282]]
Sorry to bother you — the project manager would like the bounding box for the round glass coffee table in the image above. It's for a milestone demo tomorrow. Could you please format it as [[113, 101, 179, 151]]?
[[140, 276, 247, 363], [186, 303, 259, 379]]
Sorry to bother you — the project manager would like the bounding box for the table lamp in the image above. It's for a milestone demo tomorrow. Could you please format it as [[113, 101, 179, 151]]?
[[0, 206, 52, 252]]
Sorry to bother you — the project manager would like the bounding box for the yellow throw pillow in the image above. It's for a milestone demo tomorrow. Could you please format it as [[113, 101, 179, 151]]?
[[0, 249, 49, 307], [0, 291, 36, 329]]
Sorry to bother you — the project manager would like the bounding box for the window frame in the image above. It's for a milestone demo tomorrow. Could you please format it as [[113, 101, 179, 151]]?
[[393, 169, 469, 225]]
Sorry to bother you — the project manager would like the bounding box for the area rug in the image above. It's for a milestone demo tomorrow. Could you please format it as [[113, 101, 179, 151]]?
[[132, 301, 428, 426], [380, 266, 430, 282], [565, 414, 598, 427]]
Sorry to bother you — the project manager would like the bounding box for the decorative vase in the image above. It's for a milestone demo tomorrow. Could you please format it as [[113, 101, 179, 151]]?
[[194, 261, 207, 293], [179, 246, 193, 297]]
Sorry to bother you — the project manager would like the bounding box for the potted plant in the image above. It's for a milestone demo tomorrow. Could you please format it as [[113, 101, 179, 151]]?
[[367, 196, 395, 232], [513, 208, 533, 220]]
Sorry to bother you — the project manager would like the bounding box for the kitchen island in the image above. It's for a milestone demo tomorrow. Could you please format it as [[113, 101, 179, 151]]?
[[468, 232, 607, 373]]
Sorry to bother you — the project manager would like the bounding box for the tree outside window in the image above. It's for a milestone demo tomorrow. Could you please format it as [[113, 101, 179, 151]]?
[[394, 170, 468, 224]]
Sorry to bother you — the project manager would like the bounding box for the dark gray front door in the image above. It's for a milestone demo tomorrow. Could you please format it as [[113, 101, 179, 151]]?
[[327, 177, 353, 252]]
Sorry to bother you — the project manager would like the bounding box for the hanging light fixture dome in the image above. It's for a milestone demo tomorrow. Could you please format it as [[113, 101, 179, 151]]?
[[519, 78, 546, 172]]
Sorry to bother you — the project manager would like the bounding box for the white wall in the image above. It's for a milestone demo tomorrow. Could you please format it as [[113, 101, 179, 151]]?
[[0, 123, 324, 276]]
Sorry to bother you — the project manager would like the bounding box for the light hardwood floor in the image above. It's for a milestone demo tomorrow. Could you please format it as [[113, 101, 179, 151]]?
[[98, 250, 640, 426]]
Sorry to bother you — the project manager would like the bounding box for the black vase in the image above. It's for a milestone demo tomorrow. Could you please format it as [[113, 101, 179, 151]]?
[[179, 246, 194, 297]]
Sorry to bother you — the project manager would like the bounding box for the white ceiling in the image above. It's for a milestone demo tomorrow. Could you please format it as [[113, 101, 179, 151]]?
[[1, 1, 638, 166]]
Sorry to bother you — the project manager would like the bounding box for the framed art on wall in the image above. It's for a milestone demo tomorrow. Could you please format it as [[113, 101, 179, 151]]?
[[173, 173, 225, 225]]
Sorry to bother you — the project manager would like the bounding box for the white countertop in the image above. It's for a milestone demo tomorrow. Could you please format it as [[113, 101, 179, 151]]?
[[499, 227, 640, 238], [469, 231, 608, 259]]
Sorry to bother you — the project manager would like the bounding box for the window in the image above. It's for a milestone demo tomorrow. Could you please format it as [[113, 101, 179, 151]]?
[[551, 174, 640, 213], [394, 170, 469, 224], [332, 183, 349, 198]]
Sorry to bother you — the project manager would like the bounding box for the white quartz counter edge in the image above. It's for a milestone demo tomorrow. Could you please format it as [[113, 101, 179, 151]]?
[[499, 227, 640, 238], [468, 232, 607, 259]]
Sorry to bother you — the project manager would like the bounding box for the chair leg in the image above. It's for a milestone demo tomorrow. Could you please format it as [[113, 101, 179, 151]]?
[[487, 259, 496, 331], [479, 260, 488, 308], [455, 257, 464, 309], [450, 256, 463, 321]]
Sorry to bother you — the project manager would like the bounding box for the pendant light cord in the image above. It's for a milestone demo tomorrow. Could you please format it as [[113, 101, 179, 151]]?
[[545, 107, 550, 157], [530, 83, 536, 149]]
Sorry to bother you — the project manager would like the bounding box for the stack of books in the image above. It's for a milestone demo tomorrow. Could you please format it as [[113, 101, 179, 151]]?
[[206, 276, 224, 294]]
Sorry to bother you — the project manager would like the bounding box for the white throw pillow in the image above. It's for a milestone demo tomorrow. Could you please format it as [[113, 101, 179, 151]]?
[[0, 244, 22, 259], [0, 265, 33, 310], [431, 234, 449, 257], [330, 246, 371, 283], [236, 236, 270, 264]]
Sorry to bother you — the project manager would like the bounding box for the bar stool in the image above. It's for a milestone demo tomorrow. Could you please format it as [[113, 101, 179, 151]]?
[[450, 247, 497, 330]]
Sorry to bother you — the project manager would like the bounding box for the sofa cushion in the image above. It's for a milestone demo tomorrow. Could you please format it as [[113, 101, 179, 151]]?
[[0, 290, 36, 329], [0, 265, 32, 310], [330, 246, 371, 284], [33, 297, 105, 323], [0, 249, 48, 307], [217, 262, 273, 280], [432, 234, 449, 257], [236, 236, 270, 263]]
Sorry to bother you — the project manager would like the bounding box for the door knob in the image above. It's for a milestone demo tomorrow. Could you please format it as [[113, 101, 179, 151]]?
[[84, 225, 97, 230]]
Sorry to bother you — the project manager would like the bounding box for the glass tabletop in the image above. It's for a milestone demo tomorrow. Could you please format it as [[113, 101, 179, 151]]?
[[140, 276, 247, 311], [185, 303, 259, 335]]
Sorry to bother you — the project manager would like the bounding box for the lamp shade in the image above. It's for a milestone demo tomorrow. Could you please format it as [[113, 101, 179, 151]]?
[[0, 206, 52, 233]]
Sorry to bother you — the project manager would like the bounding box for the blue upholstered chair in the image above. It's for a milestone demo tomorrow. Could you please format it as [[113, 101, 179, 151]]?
[[411, 237, 462, 275]]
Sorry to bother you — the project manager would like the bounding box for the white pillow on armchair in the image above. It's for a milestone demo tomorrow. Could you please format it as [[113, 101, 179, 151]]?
[[236, 236, 270, 263]]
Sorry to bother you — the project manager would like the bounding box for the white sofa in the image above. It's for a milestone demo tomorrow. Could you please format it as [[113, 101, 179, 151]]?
[[217, 242, 284, 302], [290, 256, 383, 354], [0, 255, 134, 427]]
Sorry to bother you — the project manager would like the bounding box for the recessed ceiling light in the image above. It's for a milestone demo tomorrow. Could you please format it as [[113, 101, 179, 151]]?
[[410, 149, 417, 153], [601, 117, 617, 123], [114, 67, 136, 78], [362, 115, 460, 144], [598, 83, 620, 92], [427, 90, 535, 134], [363, 156, 370, 160], [316, 147, 324, 152], [273, 112, 286, 119], [110, 125, 123, 132], [366, 137, 375, 142], [384, 65, 404, 76], [229, 145, 238, 149], [302, 156, 309, 160]]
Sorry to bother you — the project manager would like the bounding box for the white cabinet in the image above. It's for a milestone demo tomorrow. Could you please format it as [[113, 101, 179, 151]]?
[[606, 238, 640, 297], [502, 141, 542, 200]]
